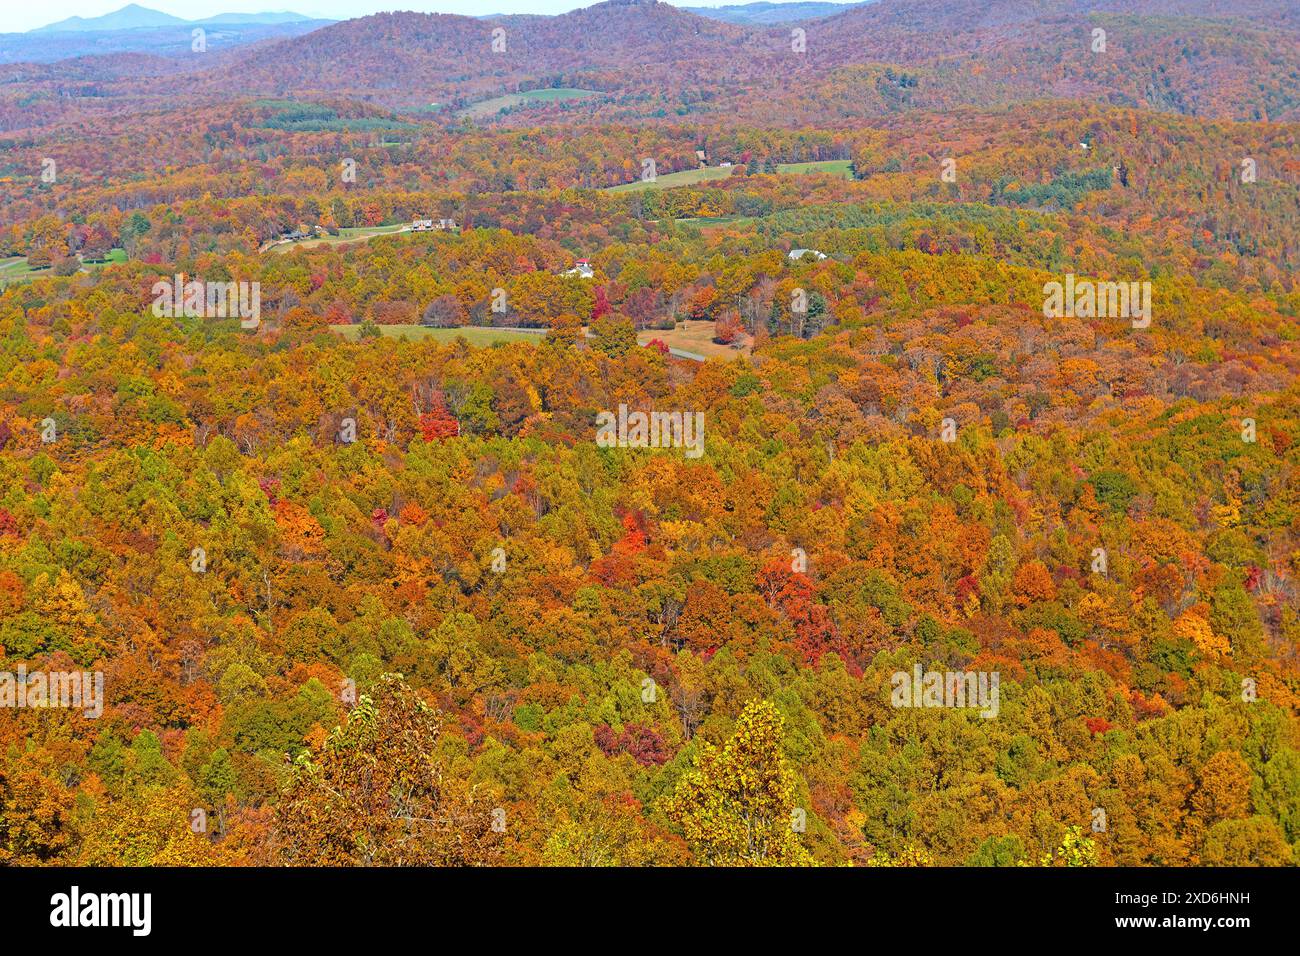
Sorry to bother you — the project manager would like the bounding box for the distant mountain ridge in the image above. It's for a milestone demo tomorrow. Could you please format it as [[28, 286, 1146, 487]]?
[[682, 1, 871, 24], [192, 12, 319, 26], [205, 1, 761, 99], [181, 0, 1300, 119], [32, 4, 319, 33], [8, 0, 1300, 121], [2, 5, 331, 64]]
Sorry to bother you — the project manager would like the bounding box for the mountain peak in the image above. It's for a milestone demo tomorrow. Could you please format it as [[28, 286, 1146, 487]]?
[[33, 4, 187, 33]]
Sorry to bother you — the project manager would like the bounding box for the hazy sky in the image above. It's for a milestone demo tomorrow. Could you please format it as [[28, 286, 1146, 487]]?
[[10, 1, 796, 34]]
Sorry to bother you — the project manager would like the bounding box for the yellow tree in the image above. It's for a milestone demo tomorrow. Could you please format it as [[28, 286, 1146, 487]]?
[[661, 699, 813, 866], [77, 784, 241, 866], [275, 674, 500, 866]]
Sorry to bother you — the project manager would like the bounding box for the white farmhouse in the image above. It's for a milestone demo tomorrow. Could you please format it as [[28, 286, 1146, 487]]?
[[563, 258, 595, 278]]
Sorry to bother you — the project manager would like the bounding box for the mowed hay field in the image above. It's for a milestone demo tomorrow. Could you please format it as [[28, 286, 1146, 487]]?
[[458, 88, 600, 119], [331, 325, 544, 345], [269, 224, 409, 253], [638, 320, 750, 360], [607, 166, 736, 192], [0, 248, 126, 287], [608, 159, 853, 192], [329, 320, 748, 361], [777, 159, 854, 178]]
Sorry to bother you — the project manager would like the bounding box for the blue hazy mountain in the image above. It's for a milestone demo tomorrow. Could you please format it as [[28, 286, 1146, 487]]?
[[4, 6, 329, 63], [33, 4, 187, 32], [680, 1, 871, 24], [32, 5, 318, 33]]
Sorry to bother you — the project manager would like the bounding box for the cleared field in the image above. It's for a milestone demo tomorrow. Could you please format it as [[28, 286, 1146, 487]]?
[[608, 160, 852, 193], [638, 320, 750, 361], [330, 320, 747, 361], [459, 88, 599, 119], [85, 248, 129, 265], [268, 224, 409, 253], [608, 166, 735, 193], [776, 159, 854, 178], [0, 257, 36, 285], [674, 215, 754, 228], [250, 100, 418, 134], [331, 324, 544, 345], [0, 247, 127, 287]]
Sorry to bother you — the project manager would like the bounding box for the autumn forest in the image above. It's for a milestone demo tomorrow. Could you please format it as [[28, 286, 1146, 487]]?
[[1, 0, 1298, 877]]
